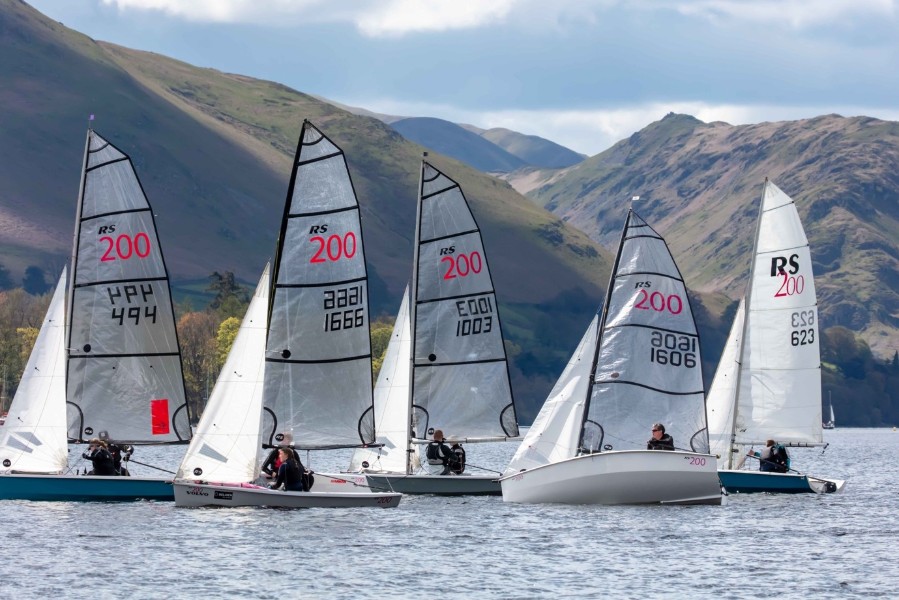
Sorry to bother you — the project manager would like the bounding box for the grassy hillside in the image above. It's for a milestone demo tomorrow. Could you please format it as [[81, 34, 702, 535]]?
[[531, 113, 899, 358], [0, 0, 616, 418]]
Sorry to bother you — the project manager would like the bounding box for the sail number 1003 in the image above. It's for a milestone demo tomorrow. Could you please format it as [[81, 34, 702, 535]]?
[[649, 331, 697, 368], [323, 285, 364, 332]]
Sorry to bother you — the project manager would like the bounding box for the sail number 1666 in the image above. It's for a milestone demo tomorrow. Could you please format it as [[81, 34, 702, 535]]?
[[649, 331, 697, 368], [323, 285, 364, 332]]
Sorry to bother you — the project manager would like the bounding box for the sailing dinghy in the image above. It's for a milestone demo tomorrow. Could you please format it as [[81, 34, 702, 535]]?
[[707, 180, 844, 494], [823, 397, 835, 430], [174, 121, 399, 508], [333, 160, 520, 495], [1, 129, 191, 500], [500, 209, 723, 505]]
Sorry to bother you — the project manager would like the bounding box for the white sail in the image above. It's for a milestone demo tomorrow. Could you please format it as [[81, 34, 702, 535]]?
[[733, 180, 822, 446], [348, 287, 417, 473], [176, 266, 269, 484], [706, 299, 745, 468], [263, 121, 375, 449], [0, 270, 69, 473], [66, 130, 190, 444], [410, 161, 518, 442], [504, 316, 597, 474], [582, 210, 708, 454]]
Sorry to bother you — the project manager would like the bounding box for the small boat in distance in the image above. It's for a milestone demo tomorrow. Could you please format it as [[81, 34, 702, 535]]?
[[823, 395, 836, 429], [500, 209, 723, 505], [707, 180, 844, 494]]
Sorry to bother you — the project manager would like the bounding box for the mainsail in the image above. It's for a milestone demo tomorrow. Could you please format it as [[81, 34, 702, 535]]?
[[263, 121, 375, 449], [0, 270, 69, 473], [176, 266, 269, 484], [66, 130, 190, 444], [409, 161, 518, 443], [505, 209, 708, 472], [710, 180, 822, 464]]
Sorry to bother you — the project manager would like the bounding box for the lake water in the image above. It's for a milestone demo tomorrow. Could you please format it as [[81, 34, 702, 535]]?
[[1, 428, 895, 598]]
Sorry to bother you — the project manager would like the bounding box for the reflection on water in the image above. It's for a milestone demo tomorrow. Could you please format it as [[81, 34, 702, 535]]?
[[0, 428, 895, 598]]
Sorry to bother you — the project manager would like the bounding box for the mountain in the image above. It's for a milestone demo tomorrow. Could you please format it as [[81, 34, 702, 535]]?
[[0, 0, 614, 419], [480, 127, 586, 169], [530, 112, 899, 358], [391, 117, 528, 172]]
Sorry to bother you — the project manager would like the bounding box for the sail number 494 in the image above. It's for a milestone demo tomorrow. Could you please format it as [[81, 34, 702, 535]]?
[[649, 332, 697, 368]]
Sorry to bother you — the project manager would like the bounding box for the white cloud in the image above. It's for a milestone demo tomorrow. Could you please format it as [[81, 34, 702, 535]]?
[[100, 0, 517, 32], [667, 0, 895, 29], [100, 0, 896, 35], [354, 0, 516, 37], [344, 98, 899, 155]]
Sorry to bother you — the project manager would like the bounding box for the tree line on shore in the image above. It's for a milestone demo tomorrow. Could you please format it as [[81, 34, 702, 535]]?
[[0, 271, 897, 427]]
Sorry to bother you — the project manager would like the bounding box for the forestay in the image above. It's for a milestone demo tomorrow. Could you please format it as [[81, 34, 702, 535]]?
[[263, 121, 375, 449], [67, 130, 190, 444], [410, 161, 518, 441], [0, 270, 69, 473], [581, 210, 708, 454], [732, 180, 821, 446], [176, 266, 270, 484]]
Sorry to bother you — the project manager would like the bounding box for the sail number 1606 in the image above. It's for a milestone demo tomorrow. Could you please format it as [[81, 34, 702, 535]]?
[[649, 331, 697, 368]]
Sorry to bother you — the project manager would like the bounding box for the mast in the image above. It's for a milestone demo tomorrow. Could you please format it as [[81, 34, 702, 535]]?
[[577, 208, 633, 454], [726, 179, 766, 469], [65, 128, 92, 399], [406, 154, 427, 475]]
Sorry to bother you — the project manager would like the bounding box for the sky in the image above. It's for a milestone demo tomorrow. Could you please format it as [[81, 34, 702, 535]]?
[[26, 0, 899, 156]]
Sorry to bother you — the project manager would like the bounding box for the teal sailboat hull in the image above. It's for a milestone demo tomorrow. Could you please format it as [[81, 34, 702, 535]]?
[[0, 474, 173, 501], [718, 470, 844, 494]]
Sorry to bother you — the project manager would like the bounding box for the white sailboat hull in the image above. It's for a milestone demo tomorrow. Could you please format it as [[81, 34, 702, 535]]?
[[172, 481, 401, 509], [500, 450, 724, 505], [366, 473, 499, 495]]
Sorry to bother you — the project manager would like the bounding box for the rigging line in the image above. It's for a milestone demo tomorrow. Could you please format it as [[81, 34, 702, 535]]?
[[742, 453, 832, 482], [315, 473, 394, 493], [124, 458, 176, 475], [463, 462, 502, 475]]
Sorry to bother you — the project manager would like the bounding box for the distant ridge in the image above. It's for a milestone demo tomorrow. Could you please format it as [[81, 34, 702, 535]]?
[[391, 117, 527, 173]]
